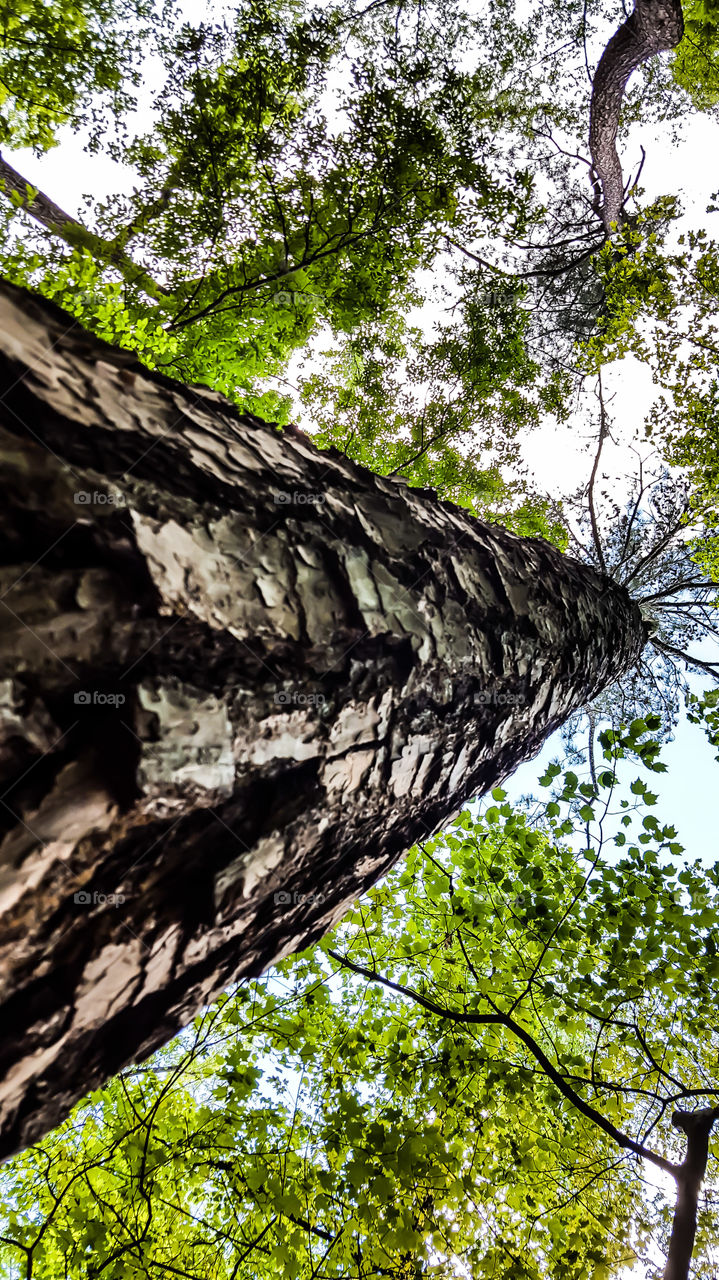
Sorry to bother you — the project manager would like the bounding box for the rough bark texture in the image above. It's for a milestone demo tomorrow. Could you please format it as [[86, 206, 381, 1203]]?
[[589, 0, 684, 232], [0, 282, 646, 1161], [663, 1107, 719, 1280]]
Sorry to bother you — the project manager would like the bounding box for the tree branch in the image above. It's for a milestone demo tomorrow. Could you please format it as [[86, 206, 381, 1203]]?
[[0, 152, 169, 300], [587, 371, 610, 576], [329, 949, 680, 1178], [663, 1106, 719, 1280]]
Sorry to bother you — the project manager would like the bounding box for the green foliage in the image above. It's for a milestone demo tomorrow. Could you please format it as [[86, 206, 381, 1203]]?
[[671, 0, 719, 110], [631, 228, 719, 541], [0, 0, 168, 151], [297, 295, 569, 538], [688, 686, 719, 755], [578, 200, 683, 370], [0, 210, 298, 420], [3, 726, 719, 1277]]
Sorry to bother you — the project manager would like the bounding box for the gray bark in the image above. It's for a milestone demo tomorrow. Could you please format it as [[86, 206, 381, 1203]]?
[[663, 1106, 719, 1280], [0, 282, 646, 1161], [589, 0, 684, 232], [0, 153, 82, 239], [0, 153, 168, 299]]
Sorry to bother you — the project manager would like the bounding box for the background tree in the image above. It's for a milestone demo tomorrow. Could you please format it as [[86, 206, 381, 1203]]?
[[0, 0, 168, 151]]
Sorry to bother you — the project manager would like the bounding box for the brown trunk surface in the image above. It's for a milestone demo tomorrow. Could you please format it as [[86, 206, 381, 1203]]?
[[589, 0, 684, 231], [663, 1107, 719, 1280], [0, 283, 645, 1160]]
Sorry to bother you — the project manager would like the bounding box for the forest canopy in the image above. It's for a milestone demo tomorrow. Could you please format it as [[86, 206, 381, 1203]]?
[[1, 0, 719, 1275]]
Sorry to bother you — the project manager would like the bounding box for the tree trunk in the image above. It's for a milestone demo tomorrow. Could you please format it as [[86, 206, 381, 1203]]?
[[0, 153, 167, 299], [589, 0, 684, 232], [0, 282, 646, 1161], [663, 1106, 719, 1280]]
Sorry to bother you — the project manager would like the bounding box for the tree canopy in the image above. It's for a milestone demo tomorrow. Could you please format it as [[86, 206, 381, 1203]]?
[[3, 722, 719, 1277], [2, 0, 719, 1273]]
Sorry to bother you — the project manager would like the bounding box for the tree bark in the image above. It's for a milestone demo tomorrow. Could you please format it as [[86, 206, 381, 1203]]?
[[0, 154, 84, 239], [663, 1106, 719, 1280], [589, 0, 684, 232], [0, 153, 168, 299], [0, 282, 646, 1161]]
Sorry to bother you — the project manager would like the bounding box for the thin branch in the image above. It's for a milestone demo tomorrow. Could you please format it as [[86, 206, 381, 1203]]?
[[329, 950, 680, 1178]]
